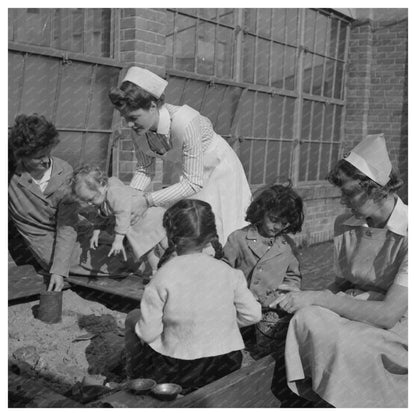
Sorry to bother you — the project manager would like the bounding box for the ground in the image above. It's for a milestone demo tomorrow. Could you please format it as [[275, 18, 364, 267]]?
[[8, 241, 335, 405]]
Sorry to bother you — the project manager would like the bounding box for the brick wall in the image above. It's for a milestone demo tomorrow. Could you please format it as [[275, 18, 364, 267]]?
[[344, 13, 408, 203], [117, 8, 167, 189]]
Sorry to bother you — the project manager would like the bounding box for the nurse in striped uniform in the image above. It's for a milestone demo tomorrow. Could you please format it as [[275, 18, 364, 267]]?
[[109, 66, 252, 244]]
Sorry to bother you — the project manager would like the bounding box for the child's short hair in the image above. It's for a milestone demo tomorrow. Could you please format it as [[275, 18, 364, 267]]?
[[71, 165, 108, 196], [246, 184, 304, 234], [158, 199, 223, 268]]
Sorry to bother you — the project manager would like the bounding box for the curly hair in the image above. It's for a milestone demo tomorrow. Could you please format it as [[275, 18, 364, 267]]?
[[157, 199, 223, 268], [108, 81, 165, 113], [327, 159, 403, 201], [9, 114, 59, 159], [246, 184, 304, 234], [71, 165, 108, 199]]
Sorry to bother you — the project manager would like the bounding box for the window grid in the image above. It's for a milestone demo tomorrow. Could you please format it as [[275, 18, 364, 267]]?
[[165, 8, 350, 186]]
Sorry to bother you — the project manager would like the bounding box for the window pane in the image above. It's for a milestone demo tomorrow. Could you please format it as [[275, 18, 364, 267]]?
[[19, 55, 60, 120], [283, 98, 295, 138], [239, 139, 252, 178], [311, 102, 324, 140], [330, 143, 340, 169], [84, 9, 111, 57], [8, 53, 25, 125], [333, 105, 343, 140], [338, 21, 348, 60], [83, 132, 110, 169], [286, 9, 298, 45], [253, 93, 269, 137], [256, 39, 270, 85], [279, 141, 292, 181], [284, 47, 296, 90], [56, 62, 92, 128], [52, 132, 83, 167], [271, 43, 284, 89], [323, 104, 334, 141], [258, 9, 271, 38], [175, 14, 196, 72], [242, 34, 255, 83], [238, 91, 255, 137], [304, 9, 315, 51], [303, 53, 313, 93], [312, 55, 324, 95], [198, 9, 217, 21], [199, 84, 227, 128], [250, 141, 266, 184], [334, 61, 344, 99], [216, 87, 242, 135], [216, 27, 233, 79], [308, 142, 320, 180], [271, 9, 285, 42], [315, 12, 328, 55], [88, 66, 123, 130], [265, 140, 279, 183], [329, 19, 338, 58], [301, 100, 312, 140], [177, 9, 198, 17], [323, 58, 335, 97], [12, 9, 51, 47], [164, 76, 187, 105], [298, 142, 308, 182], [269, 95, 284, 138], [197, 22, 215, 75], [180, 80, 207, 112], [244, 9, 257, 33], [319, 143, 331, 180], [218, 9, 235, 25]]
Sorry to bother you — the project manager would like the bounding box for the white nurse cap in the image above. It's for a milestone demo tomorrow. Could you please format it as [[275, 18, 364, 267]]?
[[122, 66, 168, 99], [343, 133, 392, 186]]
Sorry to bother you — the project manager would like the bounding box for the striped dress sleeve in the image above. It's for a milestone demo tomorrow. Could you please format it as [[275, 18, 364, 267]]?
[[148, 116, 204, 206]]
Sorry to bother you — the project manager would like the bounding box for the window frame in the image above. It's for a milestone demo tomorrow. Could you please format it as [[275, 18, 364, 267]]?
[[165, 8, 352, 187], [8, 8, 123, 173]]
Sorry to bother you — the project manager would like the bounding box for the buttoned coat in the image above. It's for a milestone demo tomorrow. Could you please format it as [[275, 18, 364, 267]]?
[[223, 225, 301, 306]]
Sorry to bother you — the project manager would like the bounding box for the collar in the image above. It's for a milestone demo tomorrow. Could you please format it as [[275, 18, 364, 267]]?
[[156, 105, 171, 136], [343, 196, 407, 236], [31, 159, 53, 185], [246, 225, 260, 240]]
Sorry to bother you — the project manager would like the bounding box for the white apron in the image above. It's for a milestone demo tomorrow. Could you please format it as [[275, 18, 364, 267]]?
[[135, 105, 251, 244]]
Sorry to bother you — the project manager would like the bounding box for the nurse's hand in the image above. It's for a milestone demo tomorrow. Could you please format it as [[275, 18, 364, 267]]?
[[48, 273, 65, 292], [269, 288, 320, 314]]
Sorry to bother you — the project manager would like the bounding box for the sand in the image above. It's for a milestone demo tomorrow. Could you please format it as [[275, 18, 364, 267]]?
[[8, 289, 129, 394]]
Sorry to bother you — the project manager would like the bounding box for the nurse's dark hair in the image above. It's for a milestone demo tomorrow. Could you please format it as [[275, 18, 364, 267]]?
[[245, 183, 304, 234], [157, 199, 223, 268], [109, 81, 165, 113], [9, 114, 59, 159], [71, 165, 108, 199], [327, 159, 403, 201]]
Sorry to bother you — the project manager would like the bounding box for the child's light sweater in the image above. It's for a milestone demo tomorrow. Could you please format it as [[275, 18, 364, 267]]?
[[136, 252, 262, 360]]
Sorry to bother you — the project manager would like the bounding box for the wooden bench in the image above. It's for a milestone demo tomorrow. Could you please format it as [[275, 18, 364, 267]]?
[[93, 353, 283, 408]]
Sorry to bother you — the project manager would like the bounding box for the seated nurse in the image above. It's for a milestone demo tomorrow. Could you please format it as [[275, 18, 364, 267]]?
[[270, 134, 408, 408], [108, 66, 252, 245]]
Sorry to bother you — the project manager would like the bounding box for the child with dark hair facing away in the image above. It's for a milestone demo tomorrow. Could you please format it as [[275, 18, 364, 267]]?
[[71, 165, 166, 273], [223, 183, 304, 355], [124, 199, 261, 391]]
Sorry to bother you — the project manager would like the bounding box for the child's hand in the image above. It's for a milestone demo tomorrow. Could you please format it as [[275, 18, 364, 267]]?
[[90, 229, 101, 249], [108, 234, 127, 261]]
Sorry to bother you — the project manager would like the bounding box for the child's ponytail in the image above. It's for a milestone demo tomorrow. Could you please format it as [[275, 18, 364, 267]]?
[[211, 235, 224, 260], [157, 240, 175, 269]]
